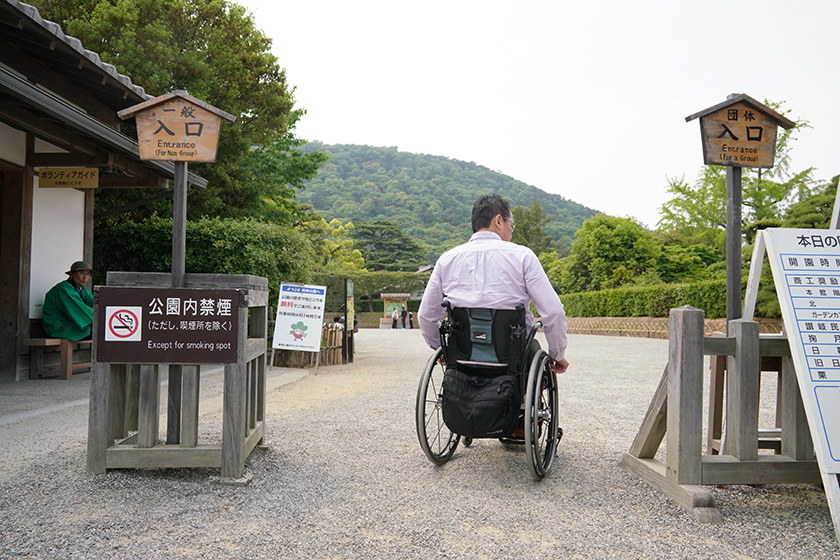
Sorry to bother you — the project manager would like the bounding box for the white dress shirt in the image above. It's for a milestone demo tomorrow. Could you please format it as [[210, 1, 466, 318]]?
[[418, 231, 568, 361]]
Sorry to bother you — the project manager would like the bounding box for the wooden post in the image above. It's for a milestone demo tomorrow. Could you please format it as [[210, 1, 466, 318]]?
[[172, 162, 187, 288], [666, 306, 705, 485], [726, 166, 742, 327], [221, 290, 248, 479], [342, 279, 348, 364], [137, 364, 160, 448], [108, 364, 127, 441], [180, 365, 200, 448], [125, 364, 140, 431], [780, 356, 813, 460], [706, 354, 726, 455], [167, 161, 188, 444], [723, 318, 759, 460], [87, 361, 110, 473], [627, 365, 668, 459]]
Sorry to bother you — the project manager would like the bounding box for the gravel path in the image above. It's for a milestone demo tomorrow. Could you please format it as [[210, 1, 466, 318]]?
[[0, 329, 837, 559]]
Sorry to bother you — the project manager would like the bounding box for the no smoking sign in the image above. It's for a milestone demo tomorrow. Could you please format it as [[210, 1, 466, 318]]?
[[105, 307, 142, 341]]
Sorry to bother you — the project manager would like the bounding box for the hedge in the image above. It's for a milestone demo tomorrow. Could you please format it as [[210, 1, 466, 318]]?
[[561, 279, 727, 318], [93, 217, 314, 305]]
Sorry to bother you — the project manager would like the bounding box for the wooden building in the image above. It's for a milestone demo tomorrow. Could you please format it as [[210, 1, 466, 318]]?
[[0, 0, 206, 380]]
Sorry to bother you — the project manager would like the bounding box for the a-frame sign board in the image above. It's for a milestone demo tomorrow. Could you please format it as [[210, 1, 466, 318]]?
[[761, 227, 840, 539]]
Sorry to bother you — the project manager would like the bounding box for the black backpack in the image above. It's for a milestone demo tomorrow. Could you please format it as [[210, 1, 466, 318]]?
[[440, 306, 526, 438]]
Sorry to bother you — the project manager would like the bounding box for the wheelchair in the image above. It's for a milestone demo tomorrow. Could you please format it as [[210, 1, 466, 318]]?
[[415, 303, 561, 480]]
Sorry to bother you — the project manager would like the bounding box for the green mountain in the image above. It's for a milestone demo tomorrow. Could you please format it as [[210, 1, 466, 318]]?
[[299, 143, 600, 261]]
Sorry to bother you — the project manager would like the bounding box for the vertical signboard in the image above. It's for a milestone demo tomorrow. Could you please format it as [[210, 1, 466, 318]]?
[[346, 279, 355, 330], [272, 284, 327, 352], [764, 228, 840, 472]]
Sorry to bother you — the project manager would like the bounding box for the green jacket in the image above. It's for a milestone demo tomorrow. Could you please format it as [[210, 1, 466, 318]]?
[[42, 278, 94, 341]]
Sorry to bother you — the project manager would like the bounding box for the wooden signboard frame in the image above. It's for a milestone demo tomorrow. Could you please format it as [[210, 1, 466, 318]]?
[[118, 90, 236, 163], [686, 93, 795, 169]]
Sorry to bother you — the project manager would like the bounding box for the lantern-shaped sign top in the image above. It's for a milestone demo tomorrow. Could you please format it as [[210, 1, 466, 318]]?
[[686, 93, 795, 169], [118, 90, 236, 163]]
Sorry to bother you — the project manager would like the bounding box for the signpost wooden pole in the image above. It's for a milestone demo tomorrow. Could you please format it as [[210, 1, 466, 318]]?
[[168, 161, 188, 443], [726, 166, 743, 325], [172, 161, 188, 288]]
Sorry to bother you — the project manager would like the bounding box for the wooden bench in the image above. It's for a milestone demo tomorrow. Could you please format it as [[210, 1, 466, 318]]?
[[24, 338, 92, 380]]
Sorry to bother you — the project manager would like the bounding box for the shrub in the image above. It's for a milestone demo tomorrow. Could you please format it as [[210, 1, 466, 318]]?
[[94, 217, 313, 304], [561, 279, 727, 318]]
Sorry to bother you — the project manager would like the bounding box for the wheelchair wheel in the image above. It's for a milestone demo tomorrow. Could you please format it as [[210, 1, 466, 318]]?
[[416, 347, 459, 464], [524, 350, 559, 480]]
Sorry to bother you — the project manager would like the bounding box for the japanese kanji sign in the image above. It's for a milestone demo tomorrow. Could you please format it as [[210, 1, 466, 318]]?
[[118, 90, 236, 163], [96, 287, 239, 363], [764, 228, 840, 473], [686, 93, 795, 169], [38, 167, 98, 188], [135, 97, 222, 162], [699, 101, 778, 167], [272, 284, 327, 353]]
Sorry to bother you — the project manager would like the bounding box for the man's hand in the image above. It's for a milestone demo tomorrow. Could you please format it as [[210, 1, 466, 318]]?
[[550, 358, 569, 374]]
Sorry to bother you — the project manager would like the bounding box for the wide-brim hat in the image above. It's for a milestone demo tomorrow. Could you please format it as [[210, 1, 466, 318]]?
[[65, 261, 93, 275]]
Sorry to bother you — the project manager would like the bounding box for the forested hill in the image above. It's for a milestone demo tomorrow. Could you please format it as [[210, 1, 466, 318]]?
[[298, 143, 600, 258]]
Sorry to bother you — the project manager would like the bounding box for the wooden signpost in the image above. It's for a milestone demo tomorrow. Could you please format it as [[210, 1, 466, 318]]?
[[621, 96, 840, 547], [118, 91, 236, 287], [686, 94, 795, 325], [88, 93, 263, 484]]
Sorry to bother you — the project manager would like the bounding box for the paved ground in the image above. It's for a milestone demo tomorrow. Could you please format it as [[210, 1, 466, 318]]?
[[0, 329, 838, 559]]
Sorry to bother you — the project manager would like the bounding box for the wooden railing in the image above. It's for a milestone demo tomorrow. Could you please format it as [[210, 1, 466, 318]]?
[[566, 316, 784, 339]]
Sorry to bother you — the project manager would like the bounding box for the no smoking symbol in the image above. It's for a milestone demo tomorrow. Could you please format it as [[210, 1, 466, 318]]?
[[105, 307, 142, 341]]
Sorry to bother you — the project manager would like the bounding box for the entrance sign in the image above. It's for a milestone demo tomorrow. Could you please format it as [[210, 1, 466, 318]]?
[[118, 90, 236, 163], [764, 228, 840, 472], [686, 93, 795, 169], [272, 284, 327, 352], [686, 93, 797, 324], [96, 286, 239, 363], [38, 167, 98, 188]]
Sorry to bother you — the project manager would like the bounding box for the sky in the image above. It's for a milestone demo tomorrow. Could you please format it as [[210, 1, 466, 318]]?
[[237, 0, 840, 228]]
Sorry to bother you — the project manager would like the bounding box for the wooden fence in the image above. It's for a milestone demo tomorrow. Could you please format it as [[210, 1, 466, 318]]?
[[268, 322, 344, 368], [566, 316, 784, 339]]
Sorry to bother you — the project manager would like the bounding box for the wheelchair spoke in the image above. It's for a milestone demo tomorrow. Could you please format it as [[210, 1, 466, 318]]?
[[416, 348, 458, 464], [525, 351, 559, 480]]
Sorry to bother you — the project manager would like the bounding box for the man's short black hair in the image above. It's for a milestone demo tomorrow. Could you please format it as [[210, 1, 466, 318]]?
[[471, 194, 511, 233]]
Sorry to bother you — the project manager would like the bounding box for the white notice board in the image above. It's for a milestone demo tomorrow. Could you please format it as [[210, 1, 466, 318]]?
[[764, 228, 840, 473], [272, 283, 327, 353]]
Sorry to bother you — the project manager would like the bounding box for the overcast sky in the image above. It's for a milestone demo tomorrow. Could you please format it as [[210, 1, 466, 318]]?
[[237, 0, 840, 228]]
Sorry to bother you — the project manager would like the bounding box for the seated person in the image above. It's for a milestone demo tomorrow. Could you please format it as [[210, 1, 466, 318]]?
[[418, 194, 569, 374], [42, 261, 94, 341]]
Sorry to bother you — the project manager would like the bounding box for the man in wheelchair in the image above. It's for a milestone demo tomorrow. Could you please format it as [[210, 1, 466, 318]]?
[[418, 193, 568, 375], [416, 194, 568, 479]]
